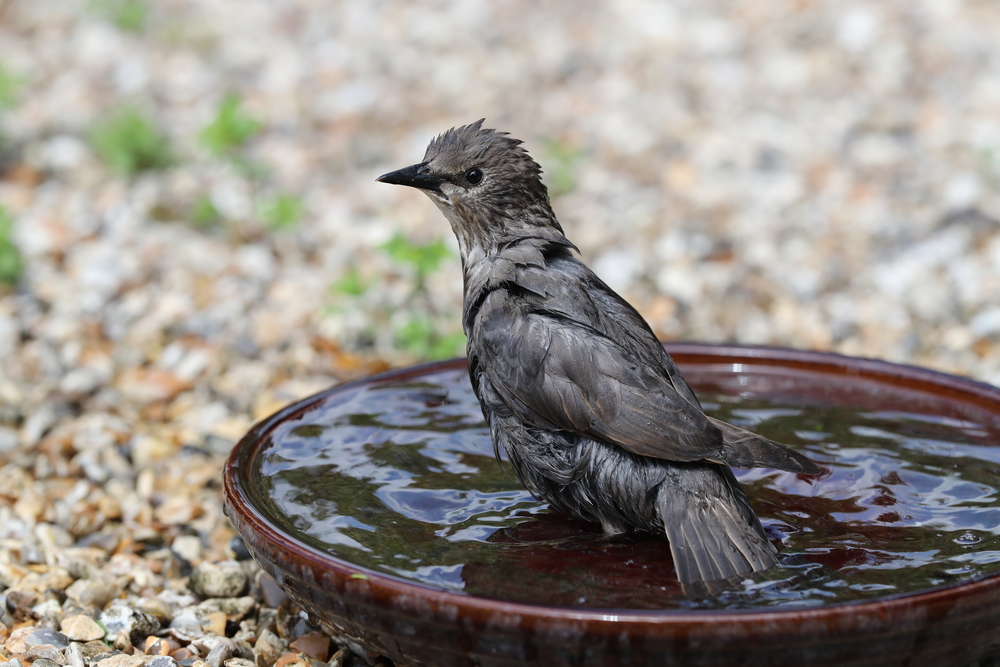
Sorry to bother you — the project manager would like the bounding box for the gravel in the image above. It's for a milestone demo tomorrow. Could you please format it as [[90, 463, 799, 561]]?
[[1, 1, 1000, 666]]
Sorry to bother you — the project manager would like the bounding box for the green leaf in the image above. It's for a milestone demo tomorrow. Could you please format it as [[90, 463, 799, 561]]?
[[380, 234, 451, 280], [332, 266, 368, 297], [0, 63, 21, 109], [259, 193, 303, 230], [89, 0, 148, 32], [543, 138, 584, 197], [395, 317, 466, 361], [90, 108, 173, 176], [190, 193, 221, 228], [199, 94, 262, 158], [0, 207, 23, 286]]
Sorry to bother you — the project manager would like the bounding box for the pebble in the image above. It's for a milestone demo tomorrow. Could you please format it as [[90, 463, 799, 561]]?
[[94, 654, 146, 667], [258, 576, 289, 610], [100, 606, 162, 642], [25, 645, 66, 665], [64, 642, 85, 667], [205, 640, 235, 667], [6, 626, 35, 654], [30, 659, 62, 667], [25, 628, 71, 650], [147, 658, 179, 667], [65, 576, 123, 608], [287, 634, 329, 662], [78, 641, 114, 661], [251, 631, 285, 667], [172, 536, 204, 564], [194, 597, 256, 622], [201, 612, 228, 637], [327, 649, 347, 667], [62, 614, 107, 642], [189, 562, 249, 599]]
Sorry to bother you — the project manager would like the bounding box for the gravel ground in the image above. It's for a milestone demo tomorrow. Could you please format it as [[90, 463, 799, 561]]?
[[1, 1, 1000, 665]]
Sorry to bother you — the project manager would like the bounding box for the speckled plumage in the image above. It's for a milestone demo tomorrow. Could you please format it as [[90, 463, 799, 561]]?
[[378, 120, 820, 586]]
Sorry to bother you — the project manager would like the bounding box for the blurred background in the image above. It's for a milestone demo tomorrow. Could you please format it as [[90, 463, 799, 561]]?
[[0, 0, 999, 556]]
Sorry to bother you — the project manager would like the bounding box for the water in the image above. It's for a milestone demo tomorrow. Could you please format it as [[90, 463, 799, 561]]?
[[252, 364, 1000, 610]]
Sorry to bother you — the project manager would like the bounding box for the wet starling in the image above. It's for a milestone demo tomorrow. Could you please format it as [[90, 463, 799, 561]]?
[[377, 120, 820, 587]]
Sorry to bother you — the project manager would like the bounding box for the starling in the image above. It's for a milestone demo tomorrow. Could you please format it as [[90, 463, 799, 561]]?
[[377, 120, 820, 587]]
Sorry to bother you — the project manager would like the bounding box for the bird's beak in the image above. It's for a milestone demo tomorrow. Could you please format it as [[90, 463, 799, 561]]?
[[376, 162, 446, 192]]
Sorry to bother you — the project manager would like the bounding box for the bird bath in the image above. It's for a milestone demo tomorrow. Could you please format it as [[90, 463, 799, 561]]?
[[224, 343, 1000, 666]]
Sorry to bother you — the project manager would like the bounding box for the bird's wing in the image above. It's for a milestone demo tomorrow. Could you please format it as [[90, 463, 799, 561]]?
[[476, 303, 725, 462]]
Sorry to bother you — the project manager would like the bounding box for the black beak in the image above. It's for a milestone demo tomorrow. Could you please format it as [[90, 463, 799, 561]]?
[[376, 162, 446, 192]]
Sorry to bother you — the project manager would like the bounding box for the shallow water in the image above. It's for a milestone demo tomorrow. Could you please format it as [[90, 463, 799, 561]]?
[[253, 365, 1000, 610]]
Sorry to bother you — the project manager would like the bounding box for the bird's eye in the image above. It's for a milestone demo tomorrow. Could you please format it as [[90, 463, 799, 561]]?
[[465, 168, 483, 185]]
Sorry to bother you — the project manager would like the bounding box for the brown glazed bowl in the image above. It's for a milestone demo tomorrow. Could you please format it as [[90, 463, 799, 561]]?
[[223, 344, 1000, 667]]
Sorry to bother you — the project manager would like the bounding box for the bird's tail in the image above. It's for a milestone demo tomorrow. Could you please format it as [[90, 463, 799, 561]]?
[[658, 463, 779, 586], [708, 417, 821, 474]]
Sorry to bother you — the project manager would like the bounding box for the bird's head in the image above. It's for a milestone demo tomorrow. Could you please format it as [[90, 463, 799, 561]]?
[[377, 120, 564, 257]]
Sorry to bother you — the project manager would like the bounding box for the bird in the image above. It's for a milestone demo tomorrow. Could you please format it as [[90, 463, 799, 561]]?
[[377, 120, 821, 588]]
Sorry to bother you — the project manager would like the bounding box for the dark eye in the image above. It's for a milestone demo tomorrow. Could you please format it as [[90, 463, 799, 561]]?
[[465, 168, 483, 185]]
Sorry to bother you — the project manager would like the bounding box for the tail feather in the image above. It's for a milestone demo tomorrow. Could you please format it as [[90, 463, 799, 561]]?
[[659, 464, 779, 585], [708, 417, 821, 474]]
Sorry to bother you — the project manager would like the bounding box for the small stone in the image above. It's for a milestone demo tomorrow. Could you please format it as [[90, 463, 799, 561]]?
[[201, 612, 227, 637], [65, 642, 85, 667], [189, 563, 248, 599], [170, 648, 196, 662], [61, 615, 106, 642], [147, 658, 179, 667], [32, 598, 64, 626], [227, 538, 251, 562], [8, 568, 74, 596], [327, 649, 347, 667], [132, 598, 172, 625], [251, 631, 285, 667], [287, 634, 328, 662], [6, 626, 35, 654], [100, 606, 161, 642], [257, 575, 288, 610], [144, 638, 172, 656], [224, 660, 254, 667], [272, 654, 308, 667], [30, 659, 62, 667], [65, 577, 123, 609], [95, 654, 146, 667], [26, 644, 67, 665], [26, 629, 71, 650], [79, 640, 112, 660], [195, 597, 256, 622], [113, 630, 133, 654], [205, 640, 234, 667], [171, 536, 202, 564], [154, 496, 201, 526]]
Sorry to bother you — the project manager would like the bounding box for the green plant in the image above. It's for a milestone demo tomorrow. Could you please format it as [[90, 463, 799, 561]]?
[[543, 138, 584, 197], [199, 94, 262, 160], [89, 0, 148, 32], [0, 63, 20, 109], [190, 194, 221, 228], [259, 193, 303, 230], [90, 108, 173, 176], [395, 316, 466, 360], [328, 235, 464, 361], [0, 207, 23, 286], [379, 234, 451, 292], [331, 266, 369, 297]]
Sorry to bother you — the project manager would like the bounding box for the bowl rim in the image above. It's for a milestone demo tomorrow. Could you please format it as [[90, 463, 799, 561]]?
[[224, 342, 1000, 625]]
